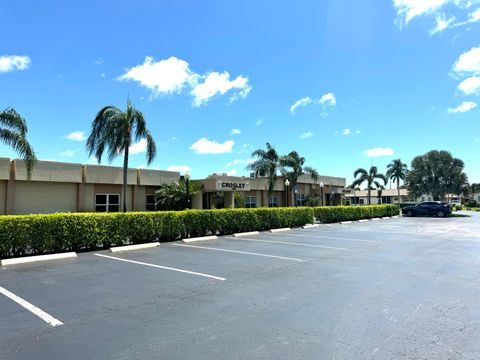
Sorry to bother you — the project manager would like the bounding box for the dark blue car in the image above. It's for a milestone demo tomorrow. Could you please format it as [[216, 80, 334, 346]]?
[[402, 201, 452, 218]]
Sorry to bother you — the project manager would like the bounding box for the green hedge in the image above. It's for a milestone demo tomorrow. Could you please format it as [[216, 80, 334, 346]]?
[[0, 207, 314, 259], [313, 205, 400, 223]]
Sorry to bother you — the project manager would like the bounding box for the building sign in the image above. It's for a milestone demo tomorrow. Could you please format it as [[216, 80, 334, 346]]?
[[216, 180, 250, 191]]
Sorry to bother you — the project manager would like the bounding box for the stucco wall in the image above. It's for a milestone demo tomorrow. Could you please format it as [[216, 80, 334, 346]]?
[[14, 181, 77, 214], [15, 160, 83, 182], [85, 165, 136, 185], [0, 158, 11, 180]]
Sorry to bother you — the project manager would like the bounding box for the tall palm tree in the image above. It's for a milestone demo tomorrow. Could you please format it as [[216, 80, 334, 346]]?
[[279, 150, 318, 206], [86, 100, 157, 212], [246, 142, 279, 205], [386, 159, 408, 203], [351, 166, 387, 205], [0, 108, 36, 178]]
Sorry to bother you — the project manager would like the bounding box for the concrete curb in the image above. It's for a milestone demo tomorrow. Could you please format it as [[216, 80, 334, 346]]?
[[110, 242, 160, 253], [269, 228, 291, 233], [340, 221, 353, 224], [182, 235, 218, 243], [358, 219, 369, 222], [1, 252, 77, 266], [303, 224, 319, 229], [371, 218, 381, 221], [233, 231, 260, 237]]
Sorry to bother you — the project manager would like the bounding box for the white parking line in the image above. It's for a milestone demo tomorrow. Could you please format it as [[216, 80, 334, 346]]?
[[268, 232, 376, 244], [228, 237, 348, 251], [172, 243, 303, 262], [0, 286, 63, 327], [94, 253, 226, 281]]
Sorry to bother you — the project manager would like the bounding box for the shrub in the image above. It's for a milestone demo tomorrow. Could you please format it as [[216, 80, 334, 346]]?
[[0, 208, 314, 259], [313, 205, 399, 223]]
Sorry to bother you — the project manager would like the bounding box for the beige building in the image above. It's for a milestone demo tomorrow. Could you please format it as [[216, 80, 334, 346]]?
[[0, 158, 179, 215], [345, 188, 409, 205], [194, 173, 347, 209], [0, 158, 347, 214]]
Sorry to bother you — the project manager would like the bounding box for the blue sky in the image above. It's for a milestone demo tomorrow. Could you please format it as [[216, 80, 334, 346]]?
[[0, 0, 479, 184]]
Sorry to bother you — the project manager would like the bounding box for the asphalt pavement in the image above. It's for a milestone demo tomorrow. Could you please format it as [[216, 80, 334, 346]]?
[[1, 212, 480, 359]]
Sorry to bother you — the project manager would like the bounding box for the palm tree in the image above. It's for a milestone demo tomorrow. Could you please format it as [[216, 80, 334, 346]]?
[[0, 108, 36, 178], [246, 142, 279, 205], [386, 159, 408, 204], [279, 150, 318, 206], [351, 166, 387, 205], [86, 100, 157, 212]]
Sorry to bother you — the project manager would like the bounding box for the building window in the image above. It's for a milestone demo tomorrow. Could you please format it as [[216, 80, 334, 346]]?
[[146, 195, 156, 211], [296, 194, 306, 206], [95, 194, 120, 212], [478, 195, 480, 202], [269, 196, 278, 207], [245, 196, 256, 208], [381, 196, 392, 204], [421, 197, 425, 202], [359, 199, 364, 205]]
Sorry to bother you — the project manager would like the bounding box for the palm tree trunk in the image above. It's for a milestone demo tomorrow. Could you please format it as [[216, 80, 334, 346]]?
[[368, 188, 371, 205], [122, 138, 130, 213], [397, 178, 400, 204]]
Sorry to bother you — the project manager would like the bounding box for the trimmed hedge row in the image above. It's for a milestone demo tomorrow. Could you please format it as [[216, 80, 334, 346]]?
[[0, 205, 400, 259], [313, 205, 400, 223], [0, 207, 313, 258]]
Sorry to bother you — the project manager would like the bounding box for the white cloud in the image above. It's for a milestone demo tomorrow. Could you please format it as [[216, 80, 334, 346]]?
[[100, 73, 106, 78], [393, 0, 480, 33], [458, 76, 480, 94], [65, 131, 86, 141], [290, 97, 312, 114], [171, 136, 178, 141], [167, 165, 191, 173], [319, 92, 337, 106], [226, 169, 237, 176], [356, 130, 361, 135], [430, 14, 456, 34], [129, 138, 147, 154], [364, 147, 395, 157], [448, 101, 477, 112], [59, 150, 75, 157], [453, 46, 480, 76], [394, 0, 447, 25], [300, 131, 314, 139], [190, 137, 234, 154], [255, 119, 262, 126], [0, 55, 31, 73], [230, 128, 241, 135], [118, 56, 251, 106], [343, 128, 350, 136], [226, 158, 253, 167], [191, 71, 251, 106], [118, 56, 196, 96]]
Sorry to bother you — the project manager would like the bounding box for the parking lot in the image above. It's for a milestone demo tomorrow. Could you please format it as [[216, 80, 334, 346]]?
[[2, 213, 480, 360]]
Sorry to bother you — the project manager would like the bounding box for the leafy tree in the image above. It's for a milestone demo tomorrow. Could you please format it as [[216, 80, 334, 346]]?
[[350, 166, 387, 205], [246, 142, 279, 204], [234, 192, 246, 208], [0, 108, 36, 178], [86, 100, 156, 212], [279, 150, 318, 206], [155, 179, 202, 211], [386, 159, 408, 203], [405, 150, 469, 201]]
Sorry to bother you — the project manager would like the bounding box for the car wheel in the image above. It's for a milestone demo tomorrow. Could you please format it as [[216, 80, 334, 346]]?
[[436, 210, 445, 217], [406, 210, 413, 217]]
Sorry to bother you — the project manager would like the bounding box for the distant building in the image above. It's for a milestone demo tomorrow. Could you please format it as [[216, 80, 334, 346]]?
[[345, 189, 409, 205]]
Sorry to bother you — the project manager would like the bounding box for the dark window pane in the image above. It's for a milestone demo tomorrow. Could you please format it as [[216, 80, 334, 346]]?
[[146, 204, 156, 211], [146, 195, 155, 204], [108, 205, 120, 212], [96, 194, 107, 205], [109, 195, 120, 204], [96, 205, 107, 212]]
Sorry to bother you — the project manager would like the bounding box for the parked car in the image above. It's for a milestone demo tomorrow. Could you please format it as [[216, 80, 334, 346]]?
[[402, 201, 452, 217]]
